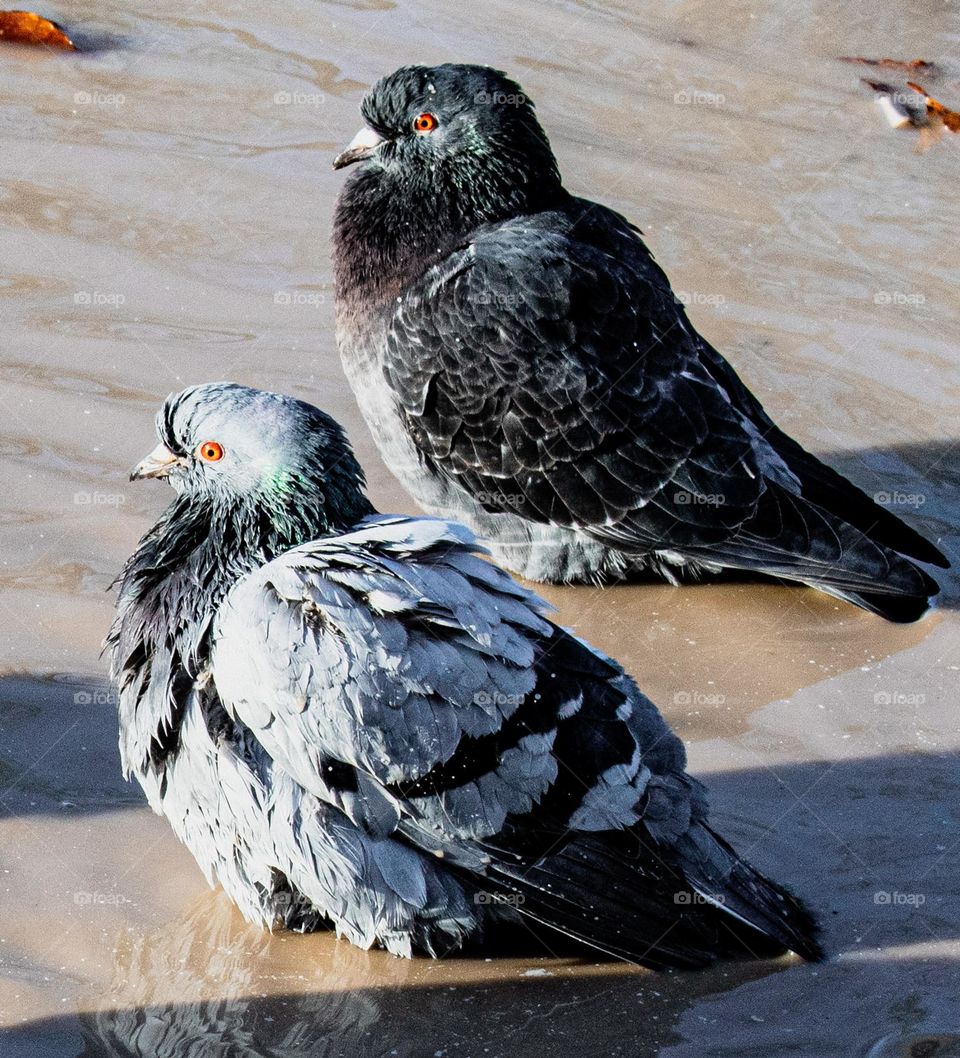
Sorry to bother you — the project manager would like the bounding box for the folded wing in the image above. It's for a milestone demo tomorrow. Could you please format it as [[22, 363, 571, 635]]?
[[381, 207, 944, 618], [211, 515, 820, 965]]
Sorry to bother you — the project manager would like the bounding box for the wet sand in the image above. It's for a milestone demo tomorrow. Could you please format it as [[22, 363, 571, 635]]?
[[0, 1, 958, 1055]]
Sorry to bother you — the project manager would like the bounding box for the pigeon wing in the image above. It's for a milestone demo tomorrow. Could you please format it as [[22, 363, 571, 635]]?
[[384, 218, 767, 544], [211, 516, 584, 839], [211, 515, 820, 964], [383, 213, 942, 613]]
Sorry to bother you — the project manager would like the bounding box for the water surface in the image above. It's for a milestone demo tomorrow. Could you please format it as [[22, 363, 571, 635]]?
[[0, 1, 958, 1054]]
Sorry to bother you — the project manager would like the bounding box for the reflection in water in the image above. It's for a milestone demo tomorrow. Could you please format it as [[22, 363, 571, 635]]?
[[0, 0, 958, 1053], [70, 895, 779, 1058], [81, 903, 381, 1058]]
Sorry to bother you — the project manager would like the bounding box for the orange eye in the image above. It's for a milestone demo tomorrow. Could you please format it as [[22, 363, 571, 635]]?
[[413, 112, 438, 133], [197, 440, 224, 463]]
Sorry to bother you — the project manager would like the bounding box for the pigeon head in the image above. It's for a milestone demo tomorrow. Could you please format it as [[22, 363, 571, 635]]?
[[333, 65, 564, 256], [132, 383, 372, 534]]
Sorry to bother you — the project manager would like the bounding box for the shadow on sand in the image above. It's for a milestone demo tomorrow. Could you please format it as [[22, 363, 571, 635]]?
[[0, 665, 958, 1055]]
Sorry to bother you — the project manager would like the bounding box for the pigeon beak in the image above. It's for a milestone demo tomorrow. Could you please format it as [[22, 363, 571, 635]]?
[[130, 443, 184, 482], [333, 125, 386, 170]]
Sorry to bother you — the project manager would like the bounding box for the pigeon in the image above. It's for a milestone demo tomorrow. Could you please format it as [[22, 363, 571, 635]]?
[[108, 382, 821, 967], [332, 63, 947, 622]]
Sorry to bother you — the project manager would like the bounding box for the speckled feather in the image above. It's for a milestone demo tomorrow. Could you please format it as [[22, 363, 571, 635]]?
[[334, 64, 946, 621]]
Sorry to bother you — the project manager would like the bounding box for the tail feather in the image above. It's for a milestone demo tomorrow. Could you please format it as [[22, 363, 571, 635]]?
[[766, 427, 948, 570], [677, 482, 942, 622], [678, 824, 823, 962], [815, 583, 936, 623], [698, 338, 948, 571], [475, 825, 821, 969]]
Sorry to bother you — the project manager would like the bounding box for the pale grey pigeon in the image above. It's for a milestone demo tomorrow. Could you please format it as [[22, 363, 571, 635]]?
[[108, 382, 821, 966]]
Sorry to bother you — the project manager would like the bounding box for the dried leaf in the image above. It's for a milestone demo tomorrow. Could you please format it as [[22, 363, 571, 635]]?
[[907, 81, 960, 133], [0, 10, 75, 49], [839, 56, 936, 74]]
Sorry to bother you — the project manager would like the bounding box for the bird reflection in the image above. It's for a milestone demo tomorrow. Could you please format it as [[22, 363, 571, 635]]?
[[74, 890, 786, 1058], [78, 895, 385, 1058]]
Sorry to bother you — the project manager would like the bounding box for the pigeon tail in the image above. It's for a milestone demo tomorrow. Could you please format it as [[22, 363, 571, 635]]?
[[696, 340, 948, 574], [652, 481, 943, 623], [472, 824, 821, 969], [677, 823, 823, 963]]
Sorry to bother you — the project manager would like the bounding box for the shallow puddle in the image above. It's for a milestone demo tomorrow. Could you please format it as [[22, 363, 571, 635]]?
[[0, 1, 958, 1054]]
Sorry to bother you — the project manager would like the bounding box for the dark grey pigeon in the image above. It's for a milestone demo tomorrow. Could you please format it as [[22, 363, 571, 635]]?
[[108, 382, 820, 966], [332, 63, 947, 622]]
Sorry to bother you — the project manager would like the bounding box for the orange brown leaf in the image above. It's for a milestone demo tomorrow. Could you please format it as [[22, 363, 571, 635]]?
[[0, 10, 75, 49], [907, 81, 960, 133], [840, 56, 935, 74]]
